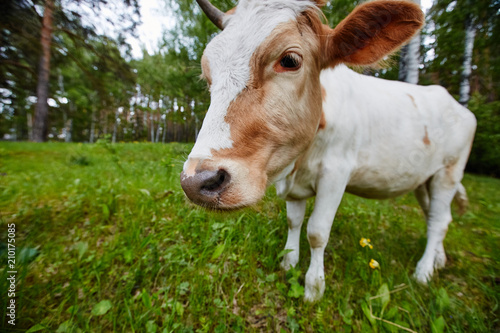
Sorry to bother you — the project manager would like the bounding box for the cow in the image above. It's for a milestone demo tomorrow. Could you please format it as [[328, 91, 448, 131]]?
[[180, 0, 477, 302]]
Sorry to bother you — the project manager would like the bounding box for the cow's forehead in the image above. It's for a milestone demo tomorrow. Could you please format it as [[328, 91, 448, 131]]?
[[204, 0, 316, 93], [188, 0, 316, 161]]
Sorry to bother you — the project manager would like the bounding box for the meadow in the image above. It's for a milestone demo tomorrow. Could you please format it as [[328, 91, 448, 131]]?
[[0, 142, 498, 332]]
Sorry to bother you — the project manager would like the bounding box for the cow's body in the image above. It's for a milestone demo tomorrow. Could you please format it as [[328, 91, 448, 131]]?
[[276, 65, 475, 202], [181, 0, 477, 302], [275, 65, 476, 300]]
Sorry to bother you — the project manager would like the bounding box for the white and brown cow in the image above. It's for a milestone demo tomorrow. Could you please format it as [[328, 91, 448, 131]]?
[[180, 0, 477, 302]]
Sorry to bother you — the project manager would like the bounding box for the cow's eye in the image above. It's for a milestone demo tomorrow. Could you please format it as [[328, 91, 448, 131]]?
[[275, 53, 302, 72]]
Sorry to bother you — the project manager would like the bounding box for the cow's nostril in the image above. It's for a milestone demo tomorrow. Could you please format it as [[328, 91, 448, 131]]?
[[180, 168, 231, 207], [201, 169, 229, 192]]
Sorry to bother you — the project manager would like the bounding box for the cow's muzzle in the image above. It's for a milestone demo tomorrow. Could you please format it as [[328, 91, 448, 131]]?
[[180, 169, 231, 208]]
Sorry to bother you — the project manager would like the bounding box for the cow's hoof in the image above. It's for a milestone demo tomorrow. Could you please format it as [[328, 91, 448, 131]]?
[[413, 260, 433, 284], [280, 252, 299, 271], [280, 260, 292, 271], [304, 284, 324, 303], [433, 247, 447, 270], [304, 272, 325, 302], [413, 271, 431, 285]]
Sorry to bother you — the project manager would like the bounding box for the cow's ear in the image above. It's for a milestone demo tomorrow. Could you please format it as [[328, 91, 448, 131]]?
[[322, 0, 424, 67], [314, 0, 328, 7]]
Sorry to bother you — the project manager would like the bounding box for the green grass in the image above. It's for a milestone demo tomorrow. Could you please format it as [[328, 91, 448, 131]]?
[[0, 142, 498, 332]]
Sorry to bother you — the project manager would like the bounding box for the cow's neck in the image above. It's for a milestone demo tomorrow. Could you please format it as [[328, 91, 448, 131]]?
[[274, 65, 361, 199]]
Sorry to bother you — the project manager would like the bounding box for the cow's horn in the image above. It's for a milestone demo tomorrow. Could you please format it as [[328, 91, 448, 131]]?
[[196, 0, 227, 30]]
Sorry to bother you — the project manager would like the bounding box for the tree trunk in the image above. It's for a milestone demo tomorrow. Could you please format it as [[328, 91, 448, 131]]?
[[173, 117, 177, 142], [27, 113, 33, 141], [66, 119, 72, 142], [398, 45, 407, 82], [90, 107, 96, 143], [135, 109, 142, 140], [459, 15, 476, 106], [33, 0, 54, 142], [398, 0, 420, 84], [195, 116, 199, 141], [62, 110, 72, 143], [112, 108, 120, 144], [62, 110, 68, 141], [162, 115, 167, 143], [193, 100, 199, 140], [155, 113, 161, 143], [66, 102, 74, 142], [102, 109, 108, 136], [150, 112, 155, 143]]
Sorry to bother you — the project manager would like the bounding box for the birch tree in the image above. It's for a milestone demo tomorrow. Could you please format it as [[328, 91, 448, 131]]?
[[398, 0, 421, 84], [458, 7, 477, 106], [426, 0, 498, 99]]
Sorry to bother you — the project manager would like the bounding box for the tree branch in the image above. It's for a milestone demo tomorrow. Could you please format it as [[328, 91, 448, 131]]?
[[0, 60, 36, 76]]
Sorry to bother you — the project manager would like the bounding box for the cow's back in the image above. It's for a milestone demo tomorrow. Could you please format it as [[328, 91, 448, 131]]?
[[315, 66, 476, 199]]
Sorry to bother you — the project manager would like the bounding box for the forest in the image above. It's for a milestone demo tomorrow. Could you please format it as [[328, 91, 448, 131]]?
[[1, 0, 499, 175]]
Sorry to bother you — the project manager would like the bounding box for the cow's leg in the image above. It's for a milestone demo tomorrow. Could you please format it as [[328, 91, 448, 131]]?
[[281, 200, 307, 270], [304, 175, 348, 302], [454, 182, 469, 215], [414, 181, 430, 219], [414, 166, 461, 283]]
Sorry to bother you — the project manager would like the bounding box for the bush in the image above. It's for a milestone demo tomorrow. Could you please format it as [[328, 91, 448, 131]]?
[[467, 94, 500, 177]]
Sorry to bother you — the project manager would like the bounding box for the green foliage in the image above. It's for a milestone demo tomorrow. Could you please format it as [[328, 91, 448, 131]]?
[[91, 300, 112, 316], [467, 93, 500, 176], [431, 316, 446, 333], [377, 283, 390, 313], [323, 0, 362, 25], [69, 154, 91, 166], [0, 142, 498, 332], [424, 0, 500, 99], [286, 268, 305, 299], [0, 0, 138, 141]]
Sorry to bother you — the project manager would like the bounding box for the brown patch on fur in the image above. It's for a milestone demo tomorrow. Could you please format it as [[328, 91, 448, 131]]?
[[315, 0, 328, 7], [291, 153, 307, 175], [445, 159, 457, 177], [408, 93, 417, 108], [423, 126, 431, 146], [184, 158, 200, 177], [318, 111, 326, 131], [443, 157, 460, 188], [226, 7, 237, 15], [324, 1, 424, 67], [200, 55, 212, 85], [319, 85, 327, 131], [308, 232, 325, 249], [218, 186, 244, 208]]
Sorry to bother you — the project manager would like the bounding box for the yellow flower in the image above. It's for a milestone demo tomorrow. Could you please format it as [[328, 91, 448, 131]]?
[[369, 259, 380, 269], [359, 238, 373, 249]]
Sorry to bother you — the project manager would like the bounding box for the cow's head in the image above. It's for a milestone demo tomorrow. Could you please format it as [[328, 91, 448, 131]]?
[[181, 0, 423, 210]]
